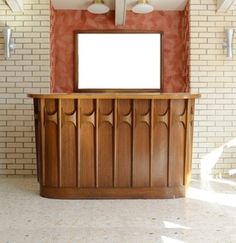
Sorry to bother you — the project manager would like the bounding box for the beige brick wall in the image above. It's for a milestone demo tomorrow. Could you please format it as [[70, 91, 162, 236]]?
[[190, 0, 236, 178], [0, 0, 50, 176], [1, 0, 235, 178]]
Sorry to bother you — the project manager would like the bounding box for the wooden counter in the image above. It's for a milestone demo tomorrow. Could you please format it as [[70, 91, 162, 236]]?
[[29, 93, 200, 199]]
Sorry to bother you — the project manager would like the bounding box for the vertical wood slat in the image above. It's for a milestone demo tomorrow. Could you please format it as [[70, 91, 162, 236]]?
[[40, 99, 45, 186], [150, 99, 154, 187], [113, 99, 117, 187], [168, 100, 186, 187], [33, 99, 40, 182], [184, 99, 191, 186], [60, 100, 77, 187], [131, 100, 135, 188], [97, 100, 114, 187], [152, 100, 169, 187], [77, 99, 80, 187], [58, 99, 62, 187], [44, 100, 59, 187], [167, 99, 172, 187], [79, 99, 96, 188], [116, 100, 132, 187], [188, 100, 195, 185], [133, 100, 151, 187], [95, 99, 99, 188]]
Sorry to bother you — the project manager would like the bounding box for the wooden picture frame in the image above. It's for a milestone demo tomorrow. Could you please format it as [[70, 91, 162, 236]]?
[[74, 30, 163, 93]]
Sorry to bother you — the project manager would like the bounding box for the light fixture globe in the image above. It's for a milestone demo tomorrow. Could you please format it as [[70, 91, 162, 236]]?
[[132, 0, 154, 14], [88, 0, 110, 14]]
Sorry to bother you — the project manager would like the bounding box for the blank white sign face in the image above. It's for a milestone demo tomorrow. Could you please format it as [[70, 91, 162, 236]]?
[[77, 33, 161, 90]]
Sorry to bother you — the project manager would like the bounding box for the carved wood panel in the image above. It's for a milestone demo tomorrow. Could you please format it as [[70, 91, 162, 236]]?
[[61, 99, 77, 187], [133, 100, 151, 187], [169, 99, 187, 187], [44, 99, 59, 187], [152, 99, 169, 187], [80, 99, 96, 188], [97, 99, 114, 188], [33, 99, 41, 183], [116, 99, 132, 187], [33, 97, 196, 198], [185, 99, 195, 186]]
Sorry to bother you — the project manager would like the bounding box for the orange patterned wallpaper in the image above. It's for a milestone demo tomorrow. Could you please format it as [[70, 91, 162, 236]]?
[[51, 10, 189, 93], [50, 5, 56, 92], [182, 1, 190, 92]]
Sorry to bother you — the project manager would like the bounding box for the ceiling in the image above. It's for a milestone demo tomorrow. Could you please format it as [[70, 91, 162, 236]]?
[[51, 0, 188, 11]]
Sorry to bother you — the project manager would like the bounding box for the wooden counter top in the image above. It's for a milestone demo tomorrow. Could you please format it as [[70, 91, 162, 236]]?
[[28, 92, 200, 99]]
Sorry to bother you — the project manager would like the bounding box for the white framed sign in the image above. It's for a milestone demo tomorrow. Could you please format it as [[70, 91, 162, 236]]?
[[76, 32, 162, 91]]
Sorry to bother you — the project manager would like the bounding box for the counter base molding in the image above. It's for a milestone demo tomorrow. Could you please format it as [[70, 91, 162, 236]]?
[[29, 93, 200, 199], [40, 186, 186, 199]]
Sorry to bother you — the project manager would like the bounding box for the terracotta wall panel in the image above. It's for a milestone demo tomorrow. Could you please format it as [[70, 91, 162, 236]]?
[[182, 2, 190, 92], [51, 10, 189, 93], [50, 5, 56, 91]]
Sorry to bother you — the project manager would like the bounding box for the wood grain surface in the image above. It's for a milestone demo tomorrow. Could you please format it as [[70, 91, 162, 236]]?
[[32, 93, 199, 199]]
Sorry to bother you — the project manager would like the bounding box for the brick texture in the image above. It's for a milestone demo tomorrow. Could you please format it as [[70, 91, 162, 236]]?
[[190, 0, 236, 178], [1, 0, 235, 178], [0, 0, 50, 176]]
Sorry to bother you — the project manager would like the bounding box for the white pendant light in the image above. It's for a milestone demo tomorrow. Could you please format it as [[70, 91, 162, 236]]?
[[88, 0, 110, 14], [132, 0, 154, 14]]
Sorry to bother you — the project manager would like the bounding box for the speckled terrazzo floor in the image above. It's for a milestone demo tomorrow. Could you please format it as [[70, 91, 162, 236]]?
[[0, 178, 235, 243]]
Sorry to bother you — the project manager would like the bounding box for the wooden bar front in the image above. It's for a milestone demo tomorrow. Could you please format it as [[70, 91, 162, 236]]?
[[29, 93, 200, 199]]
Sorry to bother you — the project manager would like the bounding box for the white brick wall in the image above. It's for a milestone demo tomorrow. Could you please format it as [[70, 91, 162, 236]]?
[[0, 0, 50, 176], [190, 0, 236, 178], [0, 0, 235, 178]]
